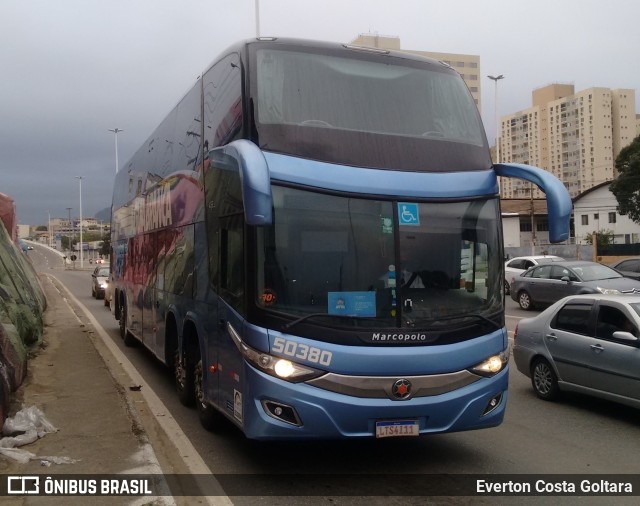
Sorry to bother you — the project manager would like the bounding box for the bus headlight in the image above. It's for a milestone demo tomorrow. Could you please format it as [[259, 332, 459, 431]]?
[[228, 323, 324, 383], [469, 345, 509, 377]]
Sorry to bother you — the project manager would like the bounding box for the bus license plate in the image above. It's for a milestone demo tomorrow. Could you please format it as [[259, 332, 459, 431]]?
[[375, 420, 419, 438]]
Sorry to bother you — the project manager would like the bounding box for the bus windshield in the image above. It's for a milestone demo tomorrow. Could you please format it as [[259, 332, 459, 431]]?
[[256, 185, 503, 332], [251, 44, 490, 172]]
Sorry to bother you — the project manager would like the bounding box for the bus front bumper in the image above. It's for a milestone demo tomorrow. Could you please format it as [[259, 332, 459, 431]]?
[[239, 364, 508, 440]]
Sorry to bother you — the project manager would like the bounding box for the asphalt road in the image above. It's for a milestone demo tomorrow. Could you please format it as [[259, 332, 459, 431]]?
[[26, 244, 640, 504]]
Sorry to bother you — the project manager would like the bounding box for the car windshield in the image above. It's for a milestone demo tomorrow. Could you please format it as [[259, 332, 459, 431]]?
[[537, 257, 562, 264], [573, 264, 623, 281], [98, 268, 110, 277]]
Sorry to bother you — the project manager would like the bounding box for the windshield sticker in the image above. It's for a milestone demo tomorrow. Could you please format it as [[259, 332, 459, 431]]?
[[381, 216, 393, 234], [234, 390, 243, 424], [398, 203, 420, 226], [261, 288, 277, 306], [328, 292, 376, 317]]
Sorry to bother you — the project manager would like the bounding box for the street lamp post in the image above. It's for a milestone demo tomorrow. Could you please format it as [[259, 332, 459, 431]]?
[[487, 75, 505, 164], [76, 176, 84, 268], [108, 128, 123, 174], [66, 207, 72, 255], [255, 0, 260, 37]]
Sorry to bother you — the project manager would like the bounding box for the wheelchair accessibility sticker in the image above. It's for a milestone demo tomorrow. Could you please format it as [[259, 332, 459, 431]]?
[[398, 203, 420, 226]]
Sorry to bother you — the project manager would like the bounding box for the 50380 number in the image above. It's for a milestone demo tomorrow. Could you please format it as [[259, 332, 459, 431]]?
[[272, 336, 333, 366]]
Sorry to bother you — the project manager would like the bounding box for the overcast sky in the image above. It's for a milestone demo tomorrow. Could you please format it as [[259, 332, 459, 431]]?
[[2, 0, 639, 225]]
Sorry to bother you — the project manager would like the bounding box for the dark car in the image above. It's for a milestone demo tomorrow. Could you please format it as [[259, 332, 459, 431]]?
[[504, 255, 564, 295], [609, 257, 640, 281], [513, 294, 640, 408], [510, 260, 640, 310]]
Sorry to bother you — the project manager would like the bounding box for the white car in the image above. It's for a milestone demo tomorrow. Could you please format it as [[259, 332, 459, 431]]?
[[504, 255, 564, 295]]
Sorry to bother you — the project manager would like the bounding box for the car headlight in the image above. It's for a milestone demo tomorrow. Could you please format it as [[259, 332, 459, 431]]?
[[227, 323, 324, 383], [100, 281, 108, 289], [469, 344, 510, 377], [596, 287, 620, 295]]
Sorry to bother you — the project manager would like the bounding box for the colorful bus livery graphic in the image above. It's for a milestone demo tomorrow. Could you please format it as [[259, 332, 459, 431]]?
[[110, 38, 571, 440]]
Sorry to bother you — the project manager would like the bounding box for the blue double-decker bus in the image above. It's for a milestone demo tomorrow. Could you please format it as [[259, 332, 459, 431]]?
[[110, 38, 571, 440]]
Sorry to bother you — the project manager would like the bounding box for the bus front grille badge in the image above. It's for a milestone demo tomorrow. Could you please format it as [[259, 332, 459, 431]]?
[[392, 379, 412, 400]]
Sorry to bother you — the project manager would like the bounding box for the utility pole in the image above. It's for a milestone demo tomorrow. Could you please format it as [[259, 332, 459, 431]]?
[[255, 0, 260, 37], [76, 176, 84, 268], [487, 75, 505, 164], [530, 182, 536, 255], [108, 128, 123, 174]]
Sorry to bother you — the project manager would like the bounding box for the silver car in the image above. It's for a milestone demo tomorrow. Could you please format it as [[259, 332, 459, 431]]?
[[91, 266, 110, 299], [510, 260, 640, 310], [513, 294, 640, 408]]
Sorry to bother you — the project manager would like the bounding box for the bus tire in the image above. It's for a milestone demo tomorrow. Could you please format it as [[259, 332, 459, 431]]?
[[119, 303, 126, 339], [176, 346, 195, 407], [119, 303, 137, 347], [195, 352, 222, 431]]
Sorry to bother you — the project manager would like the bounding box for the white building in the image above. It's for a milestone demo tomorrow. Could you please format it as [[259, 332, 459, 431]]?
[[573, 182, 640, 244]]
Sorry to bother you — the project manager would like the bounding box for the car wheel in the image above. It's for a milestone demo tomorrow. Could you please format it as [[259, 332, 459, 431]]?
[[517, 290, 534, 310], [531, 358, 559, 401], [504, 279, 510, 295]]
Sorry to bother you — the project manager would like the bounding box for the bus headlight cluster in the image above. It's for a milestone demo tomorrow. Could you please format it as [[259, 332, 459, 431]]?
[[227, 323, 324, 383], [469, 345, 509, 377]]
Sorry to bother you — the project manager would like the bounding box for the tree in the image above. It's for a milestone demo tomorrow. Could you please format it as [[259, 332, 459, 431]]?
[[99, 231, 110, 257], [584, 229, 614, 247], [610, 135, 640, 223]]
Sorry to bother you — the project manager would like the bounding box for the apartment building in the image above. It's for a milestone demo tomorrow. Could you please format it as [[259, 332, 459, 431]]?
[[350, 34, 481, 110], [500, 84, 636, 199]]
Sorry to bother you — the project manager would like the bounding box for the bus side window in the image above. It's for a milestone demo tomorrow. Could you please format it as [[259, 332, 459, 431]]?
[[204, 150, 245, 313], [220, 219, 244, 313]]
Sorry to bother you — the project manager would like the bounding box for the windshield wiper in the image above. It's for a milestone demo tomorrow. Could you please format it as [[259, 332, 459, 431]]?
[[282, 313, 371, 332], [417, 312, 502, 330]]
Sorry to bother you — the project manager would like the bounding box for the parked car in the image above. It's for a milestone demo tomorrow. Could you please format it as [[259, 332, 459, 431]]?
[[513, 294, 640, 409], [91, 266, 110, 299], [504, 255, 564, 295], [510, 260, 640, 310], [609, 257, 640, 281]]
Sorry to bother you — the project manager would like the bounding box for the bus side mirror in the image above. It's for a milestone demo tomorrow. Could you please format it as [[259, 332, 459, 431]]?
[[494, 163, 572, 243], [217, 140, 273, 226]]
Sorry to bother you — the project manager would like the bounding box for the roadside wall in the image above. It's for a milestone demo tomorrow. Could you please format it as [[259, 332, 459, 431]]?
[[0, 218, 46, 427]]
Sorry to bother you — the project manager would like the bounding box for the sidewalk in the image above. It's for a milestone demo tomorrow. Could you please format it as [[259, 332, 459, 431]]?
[[0, 274, 201, 505]]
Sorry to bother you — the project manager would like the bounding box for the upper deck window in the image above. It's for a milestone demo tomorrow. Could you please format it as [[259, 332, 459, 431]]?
[[256, 49, 484, 146], [250, 43, 491, 172]]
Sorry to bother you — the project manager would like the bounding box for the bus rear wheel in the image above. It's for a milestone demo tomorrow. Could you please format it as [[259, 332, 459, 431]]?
[[195, 354, 223, 431], [119, 304, 137, 347], [176, 348, 195, 407]]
